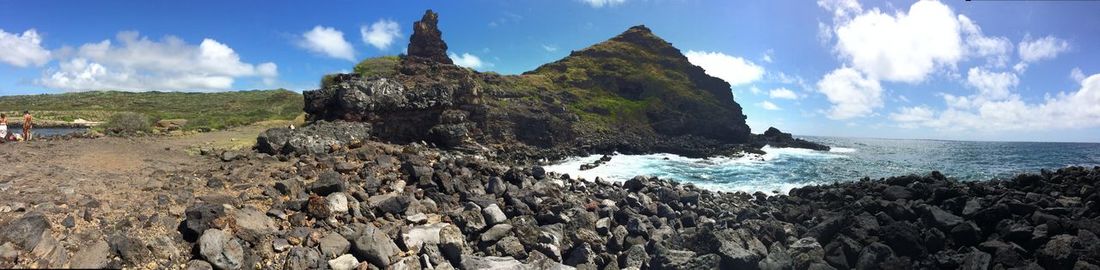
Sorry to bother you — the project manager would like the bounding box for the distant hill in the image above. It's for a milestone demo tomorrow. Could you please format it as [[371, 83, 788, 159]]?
[[0, 90, 303, 131]]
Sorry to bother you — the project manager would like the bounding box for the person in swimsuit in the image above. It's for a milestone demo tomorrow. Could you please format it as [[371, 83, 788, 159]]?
[[22, 111, 31, 141]]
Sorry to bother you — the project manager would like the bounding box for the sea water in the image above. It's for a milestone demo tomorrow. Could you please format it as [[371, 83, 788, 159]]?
[[543, 136, 1100, 194]]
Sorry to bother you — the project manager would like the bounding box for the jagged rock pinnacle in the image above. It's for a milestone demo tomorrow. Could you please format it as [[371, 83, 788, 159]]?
[[406, 9, 453, 65]]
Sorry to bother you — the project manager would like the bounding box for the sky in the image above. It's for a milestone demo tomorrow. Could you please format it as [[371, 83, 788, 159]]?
[[1, 0, 1099, 142]]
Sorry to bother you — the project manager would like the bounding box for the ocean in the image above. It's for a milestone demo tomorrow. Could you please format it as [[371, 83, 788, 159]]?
[[543, 136, 1100, 194]]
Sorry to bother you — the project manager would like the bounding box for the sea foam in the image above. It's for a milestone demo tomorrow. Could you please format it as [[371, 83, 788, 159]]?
[[543, 145, 852, 195]]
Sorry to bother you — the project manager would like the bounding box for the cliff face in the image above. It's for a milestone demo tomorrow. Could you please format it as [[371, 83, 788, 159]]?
[[280, 10, 781, 159]]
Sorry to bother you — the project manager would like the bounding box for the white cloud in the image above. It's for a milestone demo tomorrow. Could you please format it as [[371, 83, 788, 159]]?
[[0, 28, 51, 67], [830, 0, 963, 83], [542, 44, 558, 52], [769, 88, 799, 99], [579, 0, 626, 8], [1072, 68, 1086, 83], [959, 15, 1012, 67], [889, 106, 935, 124], [761, 49, 774, 63], [38, 31, 277, 91], [891, 72, 1100, 131], [360, 19, 401, 50], [684, 50, 764, 86], [749, 86, 762, 95], [448, 52, 484, 69], [816, 67, 883, 120], [1018, 35, 1069, 63], [965, 67, 1018, 102], [1013, 62, 1028, 74], [759, 101, 781, 111], [298, 26, 355, 61]]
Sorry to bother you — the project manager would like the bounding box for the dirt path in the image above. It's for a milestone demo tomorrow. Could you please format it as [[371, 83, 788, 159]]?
[[0, 123, 292, 268]]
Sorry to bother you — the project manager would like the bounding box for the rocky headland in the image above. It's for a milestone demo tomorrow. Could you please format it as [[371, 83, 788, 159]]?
[[260, 10, 820, 163], [0, 9, 1096, 270]]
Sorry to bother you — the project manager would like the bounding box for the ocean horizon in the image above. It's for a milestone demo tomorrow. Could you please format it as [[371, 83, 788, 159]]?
[[545, 136, 1100, 194]]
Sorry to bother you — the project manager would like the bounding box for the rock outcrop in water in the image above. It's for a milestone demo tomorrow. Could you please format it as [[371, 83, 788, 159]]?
[[753, 127, 830, 151]]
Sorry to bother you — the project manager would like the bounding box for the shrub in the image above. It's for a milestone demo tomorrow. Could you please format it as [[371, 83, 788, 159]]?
[[321, 74, 338, 88], [103, 112, 150, 135], [353, 56, 400, 78]]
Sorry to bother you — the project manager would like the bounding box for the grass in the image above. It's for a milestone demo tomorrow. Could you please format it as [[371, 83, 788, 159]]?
[[0, 89, 303, 131], [354, 56, 401, 79]]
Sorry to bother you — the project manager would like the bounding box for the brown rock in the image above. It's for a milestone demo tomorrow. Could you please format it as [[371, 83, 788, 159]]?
[[406, 10, 452, 64]]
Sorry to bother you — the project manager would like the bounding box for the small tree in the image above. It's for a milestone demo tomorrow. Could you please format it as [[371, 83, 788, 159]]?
[[103, 112, 150, 135]]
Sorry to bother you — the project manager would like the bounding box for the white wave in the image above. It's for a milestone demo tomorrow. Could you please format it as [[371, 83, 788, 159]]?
[[761, 145, 847, 161], [829, 147, 857, 153], [543, 147, 845, 195]]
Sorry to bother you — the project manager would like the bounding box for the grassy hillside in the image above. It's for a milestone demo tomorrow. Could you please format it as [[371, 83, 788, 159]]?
[[522, 25, 750, 142], [0, 89, 303, 131]]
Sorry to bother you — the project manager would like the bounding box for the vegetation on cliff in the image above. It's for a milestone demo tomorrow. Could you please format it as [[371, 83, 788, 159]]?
[[298, 12, 768, 158]]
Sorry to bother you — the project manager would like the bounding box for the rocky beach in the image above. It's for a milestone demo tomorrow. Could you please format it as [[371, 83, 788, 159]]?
[[0, 9, 1097, 270]]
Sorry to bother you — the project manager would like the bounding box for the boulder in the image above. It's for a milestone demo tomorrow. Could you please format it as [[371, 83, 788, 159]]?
[[1037, 234, 1077, 269], [310, 170, 347, 196], [319, 232, 351, 259], [69, 240, 110, 269], [198, 229, 245, 270], [233, 208, 277, 243], [284, 246, 324, 270], [183, 204, 229, 240], [854, 243, 894, 270], [352, 225, 401, 268], [482, 204, 508, 225], [0, 213, 50, 251], [327, 254, 359, 270], [789, 237, 826, 269]]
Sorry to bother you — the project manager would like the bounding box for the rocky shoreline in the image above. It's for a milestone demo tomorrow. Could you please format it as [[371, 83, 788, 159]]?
[[2, 135, 1098, 269], [1, 8, 1095, 270]]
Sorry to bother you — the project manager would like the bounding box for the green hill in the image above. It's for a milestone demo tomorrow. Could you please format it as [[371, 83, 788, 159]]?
[[0, 89, 303, 131], [524, 25, 751, 142]]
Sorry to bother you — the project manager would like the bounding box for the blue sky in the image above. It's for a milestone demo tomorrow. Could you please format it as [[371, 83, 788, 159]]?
[[1, 0, 1099, 142]]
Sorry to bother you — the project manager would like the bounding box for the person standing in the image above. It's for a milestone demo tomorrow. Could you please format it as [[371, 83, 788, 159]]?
[[0, 113, 7, 140], [22, 111, 31, 141]]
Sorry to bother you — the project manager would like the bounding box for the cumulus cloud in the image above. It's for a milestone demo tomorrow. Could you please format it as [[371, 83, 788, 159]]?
[[360, 19, 401, 50], [958, 15, 1012, 67], [830, 0, 963, 83], [684, 50, 764, 86], [38, 31, 277, 91], [891, 71, 1100, 131], [816, 67, 883, 120], [579, 0, 626, 8], [759, 101, 781, 111], [448, 52, 485, 69], [0, 28, 51, 67], [298, 26, 355, 61], [769, 88, 799, 99], [1018, 35, 1069, 63], [965, 67, 1018, 102]]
